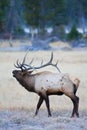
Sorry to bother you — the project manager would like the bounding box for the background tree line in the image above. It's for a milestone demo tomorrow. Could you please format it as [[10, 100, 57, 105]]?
[[0, 0, 87, 40]]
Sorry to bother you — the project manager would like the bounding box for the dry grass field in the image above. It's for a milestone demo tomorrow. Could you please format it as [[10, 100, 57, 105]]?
[[0, 50, 87, 130]]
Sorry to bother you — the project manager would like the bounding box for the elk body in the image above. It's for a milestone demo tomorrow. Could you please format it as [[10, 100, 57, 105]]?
[[12, 53, 80, 117]]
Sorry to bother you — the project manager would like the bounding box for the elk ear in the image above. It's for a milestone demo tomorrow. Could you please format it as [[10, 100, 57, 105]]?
[[28, 70, 33, 74]]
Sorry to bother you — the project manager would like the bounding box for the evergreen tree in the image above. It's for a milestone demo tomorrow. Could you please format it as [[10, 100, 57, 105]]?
[[23, 0, 40, 27], [23, 0, 66, 27], [67, 24, 81, 40], [0, 0, 10, 32]]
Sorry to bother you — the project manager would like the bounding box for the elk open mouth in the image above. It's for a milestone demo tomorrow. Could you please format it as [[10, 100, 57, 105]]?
[[12, 70, 16, 77]]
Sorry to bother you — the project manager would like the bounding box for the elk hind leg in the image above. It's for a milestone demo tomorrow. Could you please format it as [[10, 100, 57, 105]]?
[[71, 95, 79, 118]]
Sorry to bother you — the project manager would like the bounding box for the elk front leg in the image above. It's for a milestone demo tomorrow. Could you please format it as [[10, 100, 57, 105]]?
[[35, 96, 44, 116]]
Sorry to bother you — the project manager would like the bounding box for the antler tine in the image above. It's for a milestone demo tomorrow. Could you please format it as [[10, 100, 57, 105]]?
[[14, 63, 19, 68], [47, 52, 61, 72], [49, 52, 53, 64], [38, 52, 53, 68], [17, 59, 21, 67], [50, 59, 61, 73], [21, 51, 31, 70], [29, 58, 34, 65], [14, 59, 21, 68], [21, 51, 28, 66]]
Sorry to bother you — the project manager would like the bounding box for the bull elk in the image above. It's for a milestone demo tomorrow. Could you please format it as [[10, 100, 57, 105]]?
[[12, 52, 80, 117]]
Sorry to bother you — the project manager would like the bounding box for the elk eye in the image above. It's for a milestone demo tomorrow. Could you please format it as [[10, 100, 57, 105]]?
[[21, 71, 26, 76], [19, 71, 23, 75]]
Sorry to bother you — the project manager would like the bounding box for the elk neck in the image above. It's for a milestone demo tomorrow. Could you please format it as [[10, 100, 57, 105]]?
[[18, 74, 36, 92]]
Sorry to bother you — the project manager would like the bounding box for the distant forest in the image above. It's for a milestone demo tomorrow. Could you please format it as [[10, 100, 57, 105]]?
[[0, 0, 87, 39]]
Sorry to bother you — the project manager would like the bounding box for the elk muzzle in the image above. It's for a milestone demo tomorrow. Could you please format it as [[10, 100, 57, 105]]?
[[12, 70, 18, 77]]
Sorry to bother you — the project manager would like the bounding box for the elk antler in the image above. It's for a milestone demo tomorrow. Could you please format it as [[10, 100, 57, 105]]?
[[23, 52, 61, 72], [14, 52, 61, 72]]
